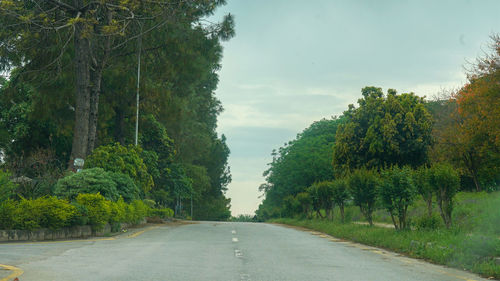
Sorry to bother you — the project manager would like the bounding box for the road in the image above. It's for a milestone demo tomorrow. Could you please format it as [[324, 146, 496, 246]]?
[[0, 222, 490, 281]]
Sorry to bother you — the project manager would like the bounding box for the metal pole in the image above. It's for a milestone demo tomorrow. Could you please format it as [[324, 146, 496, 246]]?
[[190, 192, 193, 219], [135, 23, 142, 146]]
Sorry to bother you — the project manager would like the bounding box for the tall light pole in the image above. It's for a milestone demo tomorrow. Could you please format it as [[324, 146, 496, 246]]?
[[135, 23, 142, 146]]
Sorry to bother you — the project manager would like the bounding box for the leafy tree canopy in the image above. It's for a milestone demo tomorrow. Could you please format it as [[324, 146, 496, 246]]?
[[333, 87, 433, 173]]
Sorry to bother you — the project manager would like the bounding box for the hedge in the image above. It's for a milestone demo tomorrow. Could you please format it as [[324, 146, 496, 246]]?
[[0, 193, 173, 231]]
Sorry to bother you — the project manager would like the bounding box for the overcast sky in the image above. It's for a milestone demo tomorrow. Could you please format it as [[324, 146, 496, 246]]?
[[210, 0, 500, 216]]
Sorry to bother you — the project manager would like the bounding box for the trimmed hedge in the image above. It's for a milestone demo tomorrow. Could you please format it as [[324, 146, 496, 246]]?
[[0, 193, 173, 231]]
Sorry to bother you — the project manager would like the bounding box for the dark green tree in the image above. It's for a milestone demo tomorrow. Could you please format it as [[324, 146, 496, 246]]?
[[333, 87, 433, 174], [379, 166, 416, 229], [331, 179, 349, 222], [347, 168, 379, 226], [258, 117, 344, 218], [429, 163, 459, 228]]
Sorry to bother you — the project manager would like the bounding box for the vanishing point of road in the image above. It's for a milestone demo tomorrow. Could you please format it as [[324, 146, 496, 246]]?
[[0, 222, 489, 281]]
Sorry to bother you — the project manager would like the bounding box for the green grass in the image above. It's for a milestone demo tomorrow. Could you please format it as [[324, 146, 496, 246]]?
[[272, 191, 500, 279]]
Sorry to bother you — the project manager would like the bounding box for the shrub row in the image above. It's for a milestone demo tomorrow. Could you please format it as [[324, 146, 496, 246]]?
[[0, 193, 173, 231]]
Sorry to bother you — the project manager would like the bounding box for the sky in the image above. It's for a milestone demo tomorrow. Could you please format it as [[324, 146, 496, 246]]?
[[210, 0, 500, 216]]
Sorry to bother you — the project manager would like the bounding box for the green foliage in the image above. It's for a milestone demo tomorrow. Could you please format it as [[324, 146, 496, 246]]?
[[331, 178, 349, 222], [11, 196, 76, 230], [126, 200, 150, 224], [295, 192, 312, 218], [258, 118, 344, 218], [54, 168, 119, 201], [413, 214, 442, 230], [333, 87, 433, 173], [307, 181, 334, 219], [148, 208, 174, 219], [347, 168, 380, 225], [193, 196, 231, 221], [429, 163, 460, 228], [54, 168, 140, 202], [0, 169, 16, 202], [413, 165, 434, 216], [107, 172, 140, 202], [282, 195, 300, 217], [75, 193, 111, 230], [379, 166, 416, 229], [0, 200, 17, 229], [85, 143, 153, 195], [273, 218, 500, 279]]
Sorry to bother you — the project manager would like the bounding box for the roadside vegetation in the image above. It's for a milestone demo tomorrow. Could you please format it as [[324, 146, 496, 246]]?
[[0, 1, 234, 225], [258, 35, 500, 279]]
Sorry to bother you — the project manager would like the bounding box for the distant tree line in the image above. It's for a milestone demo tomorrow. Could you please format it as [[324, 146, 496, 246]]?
[[256, 35, 500, 227]]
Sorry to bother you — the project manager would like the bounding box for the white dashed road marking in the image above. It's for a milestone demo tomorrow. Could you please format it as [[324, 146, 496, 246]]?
[[232, 237, 239, 242]]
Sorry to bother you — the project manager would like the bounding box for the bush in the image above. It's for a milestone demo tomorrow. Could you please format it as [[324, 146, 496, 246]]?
[[13, 196, 76, 230], [0, 200, 16, 229], [331, 178, 349, 222], [0, 169, 16, 202], [347, 168, 379, 225], [54, 168, 140, 202], [54, 168, 119, 201], [85, 143, 153, 195], [69, 202, 89, 226], [130, 200, 149, 224], [106, 172, 140, 202], [379, 166, 416, 230], [429, 163, 460, 228], [148, 208, 174, 219], [414, 214, 442, 230], [76, 193, 111, 230]]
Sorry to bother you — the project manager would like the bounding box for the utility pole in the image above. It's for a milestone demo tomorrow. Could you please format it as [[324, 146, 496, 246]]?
[[135, 23, 142, 146]]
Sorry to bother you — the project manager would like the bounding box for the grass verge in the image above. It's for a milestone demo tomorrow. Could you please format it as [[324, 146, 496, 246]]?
[[271, 218, 500, 279]]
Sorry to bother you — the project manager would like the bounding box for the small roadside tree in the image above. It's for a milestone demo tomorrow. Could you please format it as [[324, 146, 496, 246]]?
[[347, 168, 379, 226], [282, 195, 300, 218], [379, 166, 416, 230], [429, 163, 459, 228], [307, 182, 334, 219], [331, 178, 349, 222], [413, 166, 433, 217], [295, 192, 312, 219]]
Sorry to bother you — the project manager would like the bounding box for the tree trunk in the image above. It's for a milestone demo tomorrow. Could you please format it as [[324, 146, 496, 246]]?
[[69, 10, 91, 170], [88, 10, 113, 154], [425, 195, 433, 217], [87, 71, 101, 153], [471, 171, 481, 192], [389, 211, 398, 230]]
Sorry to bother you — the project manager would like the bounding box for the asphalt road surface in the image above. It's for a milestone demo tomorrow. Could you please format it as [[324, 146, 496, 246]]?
[[0, 222, 490, 281]]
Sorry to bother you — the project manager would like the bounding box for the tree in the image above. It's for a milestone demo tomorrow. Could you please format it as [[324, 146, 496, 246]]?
[[431, 36, 500, 191], [331, 178, 349, 222], [295, 192, 312, 219], [258, 117, 344, 218], [333, 87, 433, 174], [379, 166, 416, 230], [0, 0, 234, 168], [429, 163, 459, 228], [413, 165, 433, 217], [307, 181, 334, 219], [0, 169, 16, 203], [347, 168, 379, 226], [85, 143, 153, 195]]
